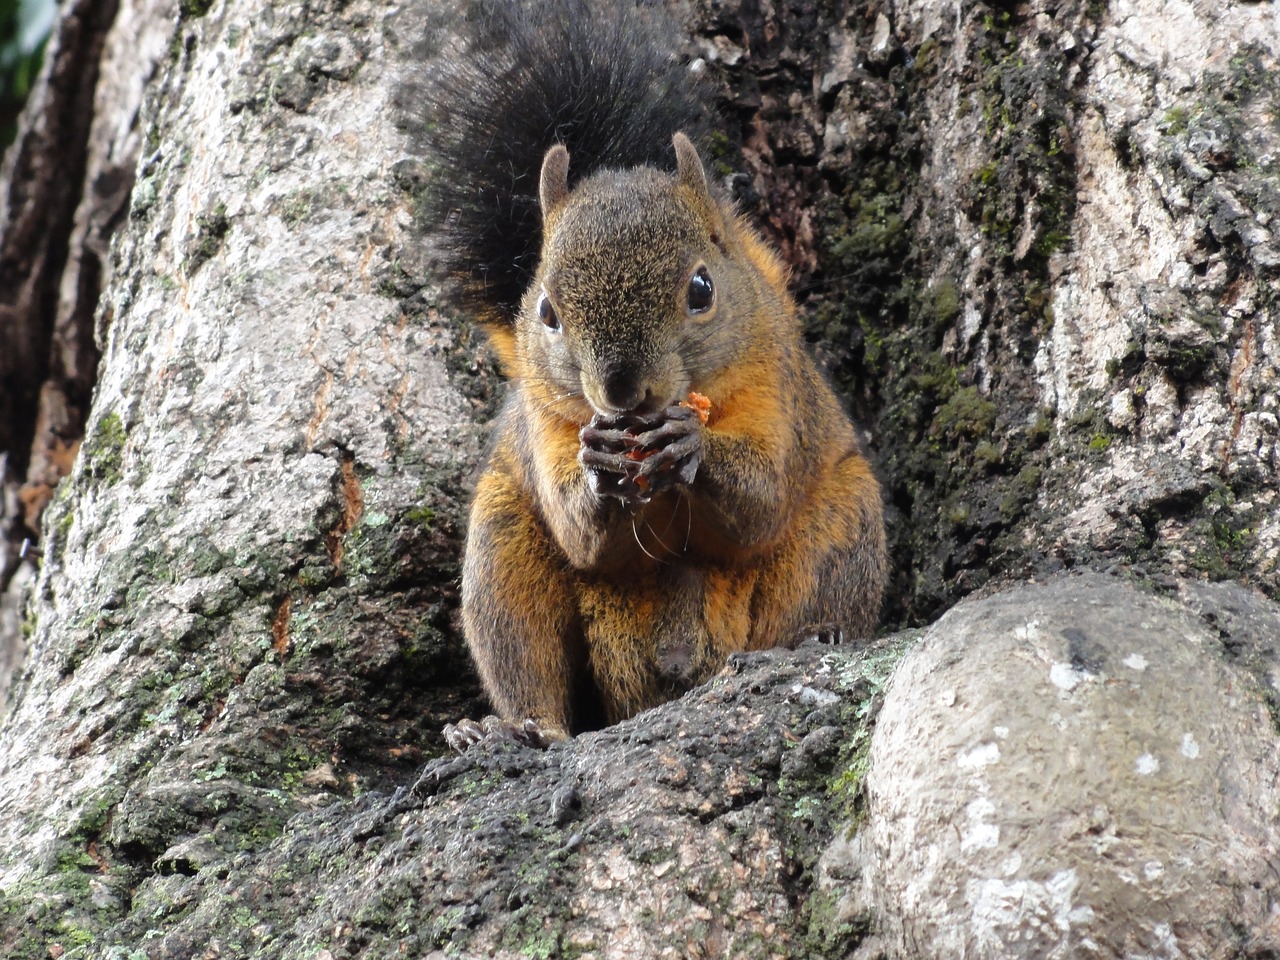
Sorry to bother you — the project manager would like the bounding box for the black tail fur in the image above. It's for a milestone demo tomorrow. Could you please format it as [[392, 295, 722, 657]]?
[[405, 0, 713, 328]]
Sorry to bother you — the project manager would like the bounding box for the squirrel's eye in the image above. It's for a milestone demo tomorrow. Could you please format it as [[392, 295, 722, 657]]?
[[687, 267, 714, 315], [536, 290, 561, 332]]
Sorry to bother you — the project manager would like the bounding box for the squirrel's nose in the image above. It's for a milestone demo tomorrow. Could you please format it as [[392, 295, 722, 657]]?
[[599, 366, 655, 414]]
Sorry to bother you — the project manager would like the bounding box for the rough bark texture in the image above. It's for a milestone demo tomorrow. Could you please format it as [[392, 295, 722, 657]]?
[[0, 0, 114, 503], [62, 638, 909, 959], [0, 0, 122, 713], [0, 0, 1278, 955], [1, 0, 486, 950], [765, 0, 1280, 624]]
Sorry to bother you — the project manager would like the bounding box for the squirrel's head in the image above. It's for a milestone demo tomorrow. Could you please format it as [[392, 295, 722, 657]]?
[[518, 133, 769, 420]]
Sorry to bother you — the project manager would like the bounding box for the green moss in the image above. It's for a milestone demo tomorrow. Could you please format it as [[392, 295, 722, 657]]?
[[341, 519, 384, 587], [70, 788, 124, 845], [707, 129, 733, 159], [185, 201, 230, 275], [1026, 410, 1054, 446], [459, 770, 504, 797], [909, 352, 959, 398], [373, 259, 417, 299], [405, 505, 435, 531], [813, 5, 1082, 623], [825, 648, 916, 833], [178, 0, 214, 19], [50, 494, 76, 549], [19, 602, 36, 639], [426, 906, 470, 948], [914, 37, 941, 76], [922, 279, 961, 333], [84, 412, 127, 486], [0, 813, 138, 957], [1183, 489, 1260, 580], [1160, 105, 1191, 135], [497, 894, 573, 958], [297, 562, 334, 589], [1033, 228, 1070, 258], [1000, 466, 1043, 520], [828, 191, 907, 263], [1164, 343, 1219, 381], [279, 746, 327, 791], [1263, 687, 1280, 737], [781, 637, 919, 839], [278, 189, 318, 226], [973, 439, 1002, 466], [931, 386, 997, 442], [188, 544, 231, 578], [966, 15, 1077, 266], [802, 885, 873, 959]]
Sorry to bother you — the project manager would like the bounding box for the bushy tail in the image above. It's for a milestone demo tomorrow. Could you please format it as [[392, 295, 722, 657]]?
[[405, 0, 713, 328]]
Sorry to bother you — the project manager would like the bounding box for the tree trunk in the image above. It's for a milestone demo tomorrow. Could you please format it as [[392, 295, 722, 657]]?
[[1, 0, 487, 947], [789, 0, 1280, 623], [1, 0, 1277, 955], [0, 0, 125, 713]]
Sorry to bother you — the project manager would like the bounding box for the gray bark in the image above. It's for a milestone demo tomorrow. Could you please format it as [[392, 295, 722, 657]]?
[[803, 0, 1280, 622], [0, 0, 1277, 955], [1, 0, 485, 950]]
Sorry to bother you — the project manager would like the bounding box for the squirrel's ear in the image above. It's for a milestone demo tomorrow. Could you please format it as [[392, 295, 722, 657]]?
[[539, 145, 570, 218], [673, 132, 709, 198]]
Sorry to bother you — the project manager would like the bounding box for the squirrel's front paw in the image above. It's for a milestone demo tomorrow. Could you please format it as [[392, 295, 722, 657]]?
[[578, 415, 636, 500], [580, 405, 702, 504]]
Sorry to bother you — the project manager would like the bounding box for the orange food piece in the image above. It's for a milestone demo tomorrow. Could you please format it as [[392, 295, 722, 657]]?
[[625, 446, 655, 492], [619, 395, 709, 496], [681, 391, 712, 424]]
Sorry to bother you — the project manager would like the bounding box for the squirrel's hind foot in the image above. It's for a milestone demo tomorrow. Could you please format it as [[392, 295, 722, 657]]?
[[443, 716, 567, 753], [795, 623, 846, 647]]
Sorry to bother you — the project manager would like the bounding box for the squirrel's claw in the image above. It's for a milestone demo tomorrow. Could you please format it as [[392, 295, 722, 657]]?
[[632, 431, 700, 486], [579, 421, 632, 454], [444, 715, 564, 753], [629, 405, 702, 495], [579, 419, 637, 498], [443, 718, 488, 752], [579, 405, 703, 504], [629, 405, 697, 447], [578, 442, 634, 498], [795, 623, 845, 646]]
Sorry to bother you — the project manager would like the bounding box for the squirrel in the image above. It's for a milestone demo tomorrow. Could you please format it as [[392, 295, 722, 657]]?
[[410, 0, 887, 748]]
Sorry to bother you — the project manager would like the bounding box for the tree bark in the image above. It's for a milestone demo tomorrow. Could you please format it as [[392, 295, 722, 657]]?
[[0, 0, 1277, 955], [1, 0, 486, 949], [778, 0, 1280, 623], [0, 0, 123, 713]]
